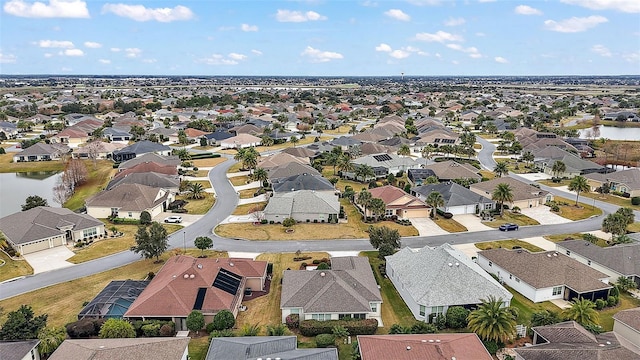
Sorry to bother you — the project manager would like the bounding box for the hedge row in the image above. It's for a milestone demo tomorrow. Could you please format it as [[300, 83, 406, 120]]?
[[299, 319, 378, 337], [190, 153, 221, 159]]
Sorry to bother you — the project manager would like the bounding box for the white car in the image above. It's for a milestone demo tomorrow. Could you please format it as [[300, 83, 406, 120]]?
[[164, 216, 183, 223]]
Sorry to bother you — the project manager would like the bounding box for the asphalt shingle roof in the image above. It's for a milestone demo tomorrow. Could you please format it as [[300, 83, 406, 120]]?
[[556, 240, 640, 277], [49, 338, 190, 360], [206, 336, 338, 360]]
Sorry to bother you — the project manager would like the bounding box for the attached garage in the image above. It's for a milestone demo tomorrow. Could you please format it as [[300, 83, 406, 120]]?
[[19, 237, 58, 255], [401, 208, 431, 219]]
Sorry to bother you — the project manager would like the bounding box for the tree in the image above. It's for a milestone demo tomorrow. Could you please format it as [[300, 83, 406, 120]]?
[[98, 318, 136, 338], [426, 191, 445, 219], [186, 310, 205, 334], [421, 144, 435, 160], [290, 135, 299, 147], [354, 164, 375, 182], [521, 151, 534, 167], [173, 148, 191, 161], [530, 310, 562, 327], [0, 305, 47, 340], [63, 159, 88, 188], [212, 309, 236, 330], [493, 161, 508, 178], [52, 176, 72, 206], [252, 167, 268, 186], [368, 198, 386, 221], [194, 236, 213, 257], [38, 326, 66, 357], [467, 296, 515, 343], [551, 160, 566, 179], [397, 144, 410, 156], [22, 195, 48, 211], [446, 306, 470, 329], [563, 298, 599, 327], [130, 222, 169, 263], [492, 183, 513, 216], [369, 225, 401, 250], [187, 182, 205, 200], [602, 213, 630, 239], [616, 276, 637, 292], [266, 324, 287, 336], [139, 211, 152, 225], [356, 189, 373, 217], [336, 154, 354, 176], [615, 207, 635, 226], [568, 176, 590, 206], [326, 150, 341, 175]]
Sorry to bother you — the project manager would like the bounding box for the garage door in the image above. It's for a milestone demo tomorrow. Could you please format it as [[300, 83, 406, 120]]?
[[21, 239, 52, 254], [403, 209, 430, 218]]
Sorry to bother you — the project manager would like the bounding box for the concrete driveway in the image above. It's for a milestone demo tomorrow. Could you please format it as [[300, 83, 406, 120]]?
[[23, 247, 75, 274], [519, 206, 571, 225], [410, 218, 449, 236], [153, 212, 203, 227], [517, 172, 552, 181], [454, 214, 493, 231]]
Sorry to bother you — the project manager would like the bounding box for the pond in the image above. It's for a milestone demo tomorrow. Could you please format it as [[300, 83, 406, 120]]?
[[0, 172, 61, 218], [579, 126, 640, 141]]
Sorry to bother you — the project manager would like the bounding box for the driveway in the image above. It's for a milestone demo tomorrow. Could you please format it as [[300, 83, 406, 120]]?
[[520, 236, 557, 251], [516, 172, 552, 181], [410, 218, 448, 236], [23, 247, 75, 274], [452, 243, 480, 260], [519, 206, 571, 225], [454, 214, 493, 231], [153, 212, 203, 227]]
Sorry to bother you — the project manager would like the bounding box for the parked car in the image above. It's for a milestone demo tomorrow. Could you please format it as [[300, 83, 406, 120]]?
[[164, 215, 183, 223], [499, 223, 519, 231]]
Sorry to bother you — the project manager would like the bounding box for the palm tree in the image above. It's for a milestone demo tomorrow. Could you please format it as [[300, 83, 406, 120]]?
[[492, 183, 513, 216], [397, 144, 411, 156], [336, 154, 354, 176], [568, 175, 590, 206], [38, 326, 66, 358], [261, 135, 274, 147], [493, 161, 509, 178], [326, 151, 340, 175], [354, 164, 375, 183], [551, 160, 566, 179], [421, 144, 435, 160], [426, 191, 445, 219], [521, 151, 534, 168], [187, 182, 205, 199], [440, 144, 454, 158], [290, 135, 299, 147], [356, 189, 373, 217], [467, 296, 516, 343], [563, 298, 599, 327], [368, 198, 387, 221], [233, 148, 246, 165], [252, 167, 268, 188]]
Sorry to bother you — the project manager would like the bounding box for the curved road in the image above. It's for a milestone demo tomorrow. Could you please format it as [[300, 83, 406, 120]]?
[[0, 137, 629, 300]]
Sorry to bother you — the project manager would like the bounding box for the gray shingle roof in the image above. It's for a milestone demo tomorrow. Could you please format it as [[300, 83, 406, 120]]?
[[0, 207, 103, 245], [556, 240, 640, 277], [470, 177, 550, 202], [613, 308, 640, 332], [264, 190, 339, 218], [281, 256, 381, 313], [412, 182, 493, 208], [106, 172, 180, 190], [424, 160, 481, 180], [585, 168, 640, 191], [85, 184, 169, 212], [118, 153, 180, 170], [49, 338, 190, 360], [206, 336, 338, 360], [386, 244, 511, 307], [352, 153, 418, 170], [272, 173, 335, 193], [0, 340, 39, 360], [113, 140, 170, 156], [267, 162, 320, 181]]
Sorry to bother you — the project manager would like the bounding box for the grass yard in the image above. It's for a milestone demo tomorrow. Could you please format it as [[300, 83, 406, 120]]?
[[175, 193, 215, 214], [64, 160, 116, 211], [599, 292, 640, 331], [187, 336, 211, 360], [253, 136, 331, 153], [362, 251, 415, 332], [0, 251, 34, 282], [67, 221, 183, 264], [226, 162, 244, 173], [0, 153, 65, 173], [537, 179, 568, 187], [192, 157, 227, 168], [478, 170, 495, 180], [230, 175, 250, 186], [485, 212, 540, 228], [323, 125, 352, 134], [238, 188, 258, 199], [192, 180, 212, 189], [628, 222, 640, 233], [551, 196, 602, 220], [543, 233, 610, 247], [433, 217, 468, 232], [505, 285, 561, 327], [232, 202, 266, 215], [475, 240, 544, 253], [537, 181, 640, 210]]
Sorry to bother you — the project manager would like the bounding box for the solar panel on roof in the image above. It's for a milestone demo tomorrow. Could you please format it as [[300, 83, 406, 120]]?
[[193, 288, 207, 310], [373, 154, 392, 162], [212, 268, 243, 295]]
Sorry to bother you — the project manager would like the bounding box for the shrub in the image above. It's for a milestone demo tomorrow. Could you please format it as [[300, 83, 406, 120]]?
[[159, 323, 175, 337], [434, 314, 446, 330], [141, 323, 160, 337], [99, 319, 136, 339], [445, 306, 470, 329], [209, 329, 235, 340], [411, 322, 437, 334], [282, 217, 296, 227], [632, 197, 640, 206], [267, 263, 273, 274], [139, 211, 152, 225], [607, 296, 618, 307], [299, 319, 378, 337], [317, 262, 330, 270], [266, 324, 287, 336], [315, 333, 336, 348], [285, 314, 300, 329], [595, 299, 607, 310], [483, 340, 500, 355], [66, 318, 105, 338], [212, 310, 235, 331], [389, 324, 411, 334]]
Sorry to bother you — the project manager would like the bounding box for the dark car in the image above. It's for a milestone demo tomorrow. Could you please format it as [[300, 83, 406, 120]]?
[[499, 223, 519, 231]]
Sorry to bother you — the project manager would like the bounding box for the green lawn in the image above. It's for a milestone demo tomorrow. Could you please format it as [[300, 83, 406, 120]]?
[[475, 240, 544, 253], [505, 285, 561, 326], [187, 336, 210, 360], [599, 292, 640, 331], [544, 233, 609, 247], [551, 196, 602, 220], [485, 212, 540, 228], [0, 153, 65, 173], [0, 251, 34, 282], [64, 160, 116, 211]]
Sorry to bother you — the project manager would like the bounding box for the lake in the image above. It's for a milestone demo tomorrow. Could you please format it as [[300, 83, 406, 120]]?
[[579, 125, 640, 141], [0, 172, 61, 218]]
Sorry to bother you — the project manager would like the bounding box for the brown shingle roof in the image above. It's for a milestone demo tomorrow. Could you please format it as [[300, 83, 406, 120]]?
[[425, 160, 481, 180], [258, 152, 309, 169], [85, 184, 169, 212], [367, 185, 429, 210], [357, 334, 492, 360], [613, 308, 640, 332]]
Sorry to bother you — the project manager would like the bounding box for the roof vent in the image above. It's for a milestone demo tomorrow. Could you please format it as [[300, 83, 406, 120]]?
[[421, 340, 427, 343], [606, 341, 611, 345], [448, 263, 453, 267], [547, 254, 552, 258], [429, 340, 434, 343], [189, 274, 195, 279], [183, 274, 189, 279], [406, 346, 411, 351], [230, 262, 234, 266], [320, 272, 326, 277], [435, 339, 441, 343], [553, 253, 558, 257], [197, 264, 203, 269], [455, 262, 459, 267]]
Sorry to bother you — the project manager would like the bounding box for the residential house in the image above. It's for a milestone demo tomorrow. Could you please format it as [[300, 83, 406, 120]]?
[[148, 127, 177, 143], [477, 248, 612, 303], [386, 244, 511, 323], [585, 168, 640, 197], [112, 140, 172, 162], [125, 256, 267, 330], [49, 338, 190, 360], [271, 173, 335, 194], [412, 182, 495, 215], [330, 136, 362, 151], [263, 190, 340, 223], [613, 308, 640, 349], [281, 146, 317, 159], [357, 334, 492, 360], [258, 152, 309, 170], [362, 185, 430, 219], [470, 177, 553, 210], [206, 336, 337, 360], [183, 128, 208, 143], [103, 127, 133, 142], [106, 172, 180, 192], [72, 141, 125, 160], [414, 129, 460, 150], [360, 142, 394, 155], [266, 162, 320, 182], [424, 160, 482, 182], [406, 168, 436, 185], [203, 129, 233, 146], [0, 206, 105, 255], [281, 256, 382, 324], [78, 280, 150, 319], [85, 183, 173, 220], [0, 340, 40, 360], [514, 321, 640, 360], [13, 142, 70, 162], [533, 146, 606, 177], [0, 121, 19, 139], [556, 240, 640, 287], [220, 133, 261, 149], [117, 153, 180, 172], [346, 153, 420, 180]]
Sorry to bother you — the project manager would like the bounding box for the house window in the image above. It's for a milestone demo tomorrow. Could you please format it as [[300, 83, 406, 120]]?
[[431, 306, 444, 317], [419, 305, 426, 317], [385, 209, 394, 217], [552, 286, 563, 296], [370, 303, 377, 312], [82, 228, 97, 238], [509, 274, 512, 280], [290, 308, 300, 315], [566, 250, 571, 256], [515, 278, 520, 283], [484, 203, 493, 210], [587, 260, 591, 266], [489, 261, 492, 267], [311, 314, 331, 321]]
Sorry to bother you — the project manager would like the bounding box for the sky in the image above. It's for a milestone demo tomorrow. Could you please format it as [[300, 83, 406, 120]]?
[[0, 0, 639, 76]]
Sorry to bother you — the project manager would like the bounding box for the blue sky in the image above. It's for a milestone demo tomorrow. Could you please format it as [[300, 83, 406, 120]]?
[[1, 0, 638, 76]]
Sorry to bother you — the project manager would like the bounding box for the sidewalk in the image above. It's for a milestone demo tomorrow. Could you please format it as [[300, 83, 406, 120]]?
[[234, 181, 261, 191]]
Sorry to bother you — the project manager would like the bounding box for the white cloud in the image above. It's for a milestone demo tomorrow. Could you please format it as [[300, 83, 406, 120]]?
[[435, 53, 441, 58], [560, 0, 640, 13], [375, 43, 392, 52], [622, 51, 640, 63], [197, 54, 239, 65], [361, 0, 378, 7], [251, 49, 263, 55], [494, 56, 509, 63], [37, 40, 74, 48], [300, 46, 343, 63], [389, 49, 410, 59], [275, 9, 326, 22], [452, 60, 459, 64], [544, 16, 608, 33], [476, 32, 486, 37], [101, 3, 194, 22], [44, 53, 53, 58], [514, 5, 542, 15], [228, 53, 247, 61], [444, 17, 465, 26], [241, 23, 258, 32], [98, 59, 111, 64], [446, 43, 482, 58], [415, 30, 463, 42], [110, 47, 121, 52], [142, 58, 157, 63], [124, 48, 141, 58], [61, 66, 72, 71], [0, 52, 17, 63], [478, 0, 496, 2], [4, 0, 89, 18], [591, 44, 612, 57], [84, 41, 102, 48], [384, 9, 410, 21], [407, 0, 441, 5], [62, 48, 84, 56]]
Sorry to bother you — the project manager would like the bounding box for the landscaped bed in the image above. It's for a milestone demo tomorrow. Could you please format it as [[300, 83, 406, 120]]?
[[544, 233, 610, 247], [545, 196, 602, 220], [232, 202, 267, 215]]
